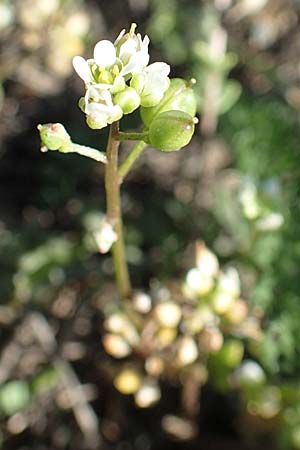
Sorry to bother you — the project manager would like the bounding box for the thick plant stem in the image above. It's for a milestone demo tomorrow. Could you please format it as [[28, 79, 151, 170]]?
[[118, 141, 147, 182], [105, 122, 131, 299]]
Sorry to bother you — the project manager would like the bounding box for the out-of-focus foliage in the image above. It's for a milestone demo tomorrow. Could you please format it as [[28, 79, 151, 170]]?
[[1, 0, 300, 449], [102, 242, 262, 408]]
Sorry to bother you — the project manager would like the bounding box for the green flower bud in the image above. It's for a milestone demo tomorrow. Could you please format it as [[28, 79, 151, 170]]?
[[148, 110, 197, 152], [113, 87, 140, 115], [37, 123, 71, 151], [110, 75, 126, 94], [78, 97, 85, 112], [140, 78, 197, 127]]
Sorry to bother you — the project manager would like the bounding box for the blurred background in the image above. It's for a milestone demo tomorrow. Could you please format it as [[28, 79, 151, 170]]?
[[1, 0, 300, 449]]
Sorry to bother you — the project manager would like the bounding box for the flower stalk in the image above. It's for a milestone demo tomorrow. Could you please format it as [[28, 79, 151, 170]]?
[[38, 23, 198, 303], [105, 121, 131, 299]]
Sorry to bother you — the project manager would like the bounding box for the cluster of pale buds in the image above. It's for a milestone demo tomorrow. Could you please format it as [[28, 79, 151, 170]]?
[[101, 242, 263, 408], [73, 23, 170, 129]]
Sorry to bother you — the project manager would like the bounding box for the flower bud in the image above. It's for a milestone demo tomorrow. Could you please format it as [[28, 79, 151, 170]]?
[[86, 115, 106, 130], [140, 78, 197, 127], [37, 123, 71, 151], [148, 110, 197, 152], [113, 87, 140, 114], [93, 219, 117, 253]]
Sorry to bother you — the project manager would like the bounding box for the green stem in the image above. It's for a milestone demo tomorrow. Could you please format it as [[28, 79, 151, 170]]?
[[118, 141, 147, 182], [118, 131, 149, 141], [64, 143, 107, 163], [105, 122, 131, 299]]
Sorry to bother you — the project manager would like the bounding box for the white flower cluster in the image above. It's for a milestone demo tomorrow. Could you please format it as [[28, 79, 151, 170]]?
[[72, 23, 170, 129]]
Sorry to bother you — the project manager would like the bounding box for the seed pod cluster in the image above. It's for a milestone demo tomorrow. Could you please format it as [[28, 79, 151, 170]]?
[[141, 78, 198, 152]]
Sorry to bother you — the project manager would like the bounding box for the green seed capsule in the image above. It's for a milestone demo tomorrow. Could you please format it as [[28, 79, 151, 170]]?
[[140, 78, 197, 127], [148, 110, 196, 152]]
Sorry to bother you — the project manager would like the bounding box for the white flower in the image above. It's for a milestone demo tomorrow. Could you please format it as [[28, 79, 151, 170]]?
[[115, 24, 150, 76], [72, 23, 171, 127], [73, 24, 150, 86], [84, 87, 123, 129], [93, 218, 118, 253], [132, 62, 170, 107]]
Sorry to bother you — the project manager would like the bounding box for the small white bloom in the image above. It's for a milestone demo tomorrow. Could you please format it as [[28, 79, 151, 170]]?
[[72, 23, 171, 126], [138, 62, 170, 107], [85, 88, 123, 129], [93, 219, 118, 253], [115, 25, 150, 76]]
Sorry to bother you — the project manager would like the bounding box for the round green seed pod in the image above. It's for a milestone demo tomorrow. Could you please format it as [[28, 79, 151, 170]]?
[[141, 78, 197, 127], [114, 87, 140, 115], [148, 110, 196, 152]]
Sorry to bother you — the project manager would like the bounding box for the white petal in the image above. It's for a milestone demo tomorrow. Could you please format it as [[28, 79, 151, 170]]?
[[119, 38, 137, 60], [86, 102, 109, 115], [93, 82, 113, 90], [107, 105, 123, 124], [145, 62, 170, 77], [141, 35, 150, 52], [121, 52, 150, 76], [114, 29, 126, 46], [94, 40, 116, 69], [101, 89, 114, 107], [72, 56, 93, 82]]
